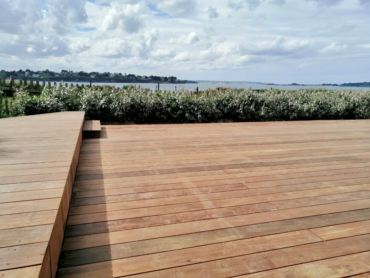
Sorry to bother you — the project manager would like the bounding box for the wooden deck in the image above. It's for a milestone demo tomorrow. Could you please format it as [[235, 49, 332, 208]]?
[[0, 112, 85, 278], [57, 120, 370, 277]]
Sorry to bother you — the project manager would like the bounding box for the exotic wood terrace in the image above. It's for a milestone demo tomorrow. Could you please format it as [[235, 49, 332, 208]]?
[[1, 113, 370, 278]]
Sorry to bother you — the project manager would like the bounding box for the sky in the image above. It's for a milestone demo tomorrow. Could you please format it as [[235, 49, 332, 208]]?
[[0, 0, 369, 84]]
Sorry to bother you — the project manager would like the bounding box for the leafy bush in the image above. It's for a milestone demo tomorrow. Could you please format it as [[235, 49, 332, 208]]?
[[9, 85, 370, 123], [0, 90, 5, 117]]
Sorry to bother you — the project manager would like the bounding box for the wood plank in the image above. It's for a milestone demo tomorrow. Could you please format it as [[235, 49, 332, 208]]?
[[72, 170, 370, 193], [58, 230, 321, 276], [58, 234, 370, 278], [0, 266, 41, 278], [0, 166, 69, 178], [74, 163, 367, 193], [0, 242, 48, 271], [0, 188, 64, 204], [66, 190, 370, 234], [349, 273, 370, 278], [60, 208, 370, 267], [0, 225, 53, 248], [72, 182, 248, 199], [75, 158, 370, 177], [0, 210, 58, 230], [65, 202, 274, 237], [83, 121, 92, 131], [92, 120, 101, 131], [74, 158, 370, 183], [0, 199, 60, 216], [0, 180, 65, 194], [0, 172, 68, 185], [240, 251, 370, 278], [311, 220, 370, 241], [67, 202, 275, 226], [69, 180, 370, 209], [62, 200, 370, 251]]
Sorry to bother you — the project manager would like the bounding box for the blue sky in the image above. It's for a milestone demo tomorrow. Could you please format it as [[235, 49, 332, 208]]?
[[0, 0, 369, 83]]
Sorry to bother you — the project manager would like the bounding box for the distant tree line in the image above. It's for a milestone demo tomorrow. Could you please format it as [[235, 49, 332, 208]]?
[[0, 69, 195, 84], [340, 82, 370, 87], [322, 82, 370, 87]]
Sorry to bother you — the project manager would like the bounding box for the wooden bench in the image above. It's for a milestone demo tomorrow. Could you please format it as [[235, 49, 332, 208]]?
[[83, 120, 101, 139]]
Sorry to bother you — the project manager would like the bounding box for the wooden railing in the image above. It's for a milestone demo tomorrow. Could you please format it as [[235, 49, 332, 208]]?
[[0, 78, 58, 97]]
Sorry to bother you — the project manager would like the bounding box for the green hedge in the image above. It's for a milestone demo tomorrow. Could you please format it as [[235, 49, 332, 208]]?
[[8, 85, 370, 123]]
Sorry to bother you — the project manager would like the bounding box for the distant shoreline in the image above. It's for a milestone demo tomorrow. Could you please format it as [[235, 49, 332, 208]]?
[[263, 82, 370, 88], [8, 78, 198, 85], [194, 81, 370, 88]]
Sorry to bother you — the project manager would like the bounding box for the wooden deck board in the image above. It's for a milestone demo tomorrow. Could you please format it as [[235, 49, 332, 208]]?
[[0, 112, 85, 278], [57, 120, 370, 277]]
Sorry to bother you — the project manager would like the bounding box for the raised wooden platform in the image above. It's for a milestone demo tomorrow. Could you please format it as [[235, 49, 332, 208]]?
[[0, 112, 85, 278], [57, 120, 370, 277]]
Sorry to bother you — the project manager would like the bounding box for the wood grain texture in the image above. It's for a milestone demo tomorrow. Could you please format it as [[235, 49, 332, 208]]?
[[57, 120, 370, 277], [0, 112, 85, 278], [240, 251, 370, 278], [60, 209, 370, 268], [0, 266, 41, 278], [311, 220, 370, 240]]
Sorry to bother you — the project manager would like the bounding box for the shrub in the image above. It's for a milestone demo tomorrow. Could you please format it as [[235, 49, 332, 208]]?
[[9, 86, 370, 123]]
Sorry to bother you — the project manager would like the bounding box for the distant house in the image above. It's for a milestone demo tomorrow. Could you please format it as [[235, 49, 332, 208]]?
[[32, 74, 39, 78], [25, 72, 30, 77], [91, 74, 96, 78]]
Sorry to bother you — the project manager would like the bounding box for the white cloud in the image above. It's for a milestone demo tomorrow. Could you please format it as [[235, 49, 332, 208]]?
[[27, 46, 36, 54], [99, 2, 148, 34], [69, 39, 90, 53], [306, 0, 344, 6], [89, 38, 132, 57], [172, 51, 193, 62], [151, 48, 176, 58], [170, 32, 199, 45], [242, 37, 316, 58], [0, 0, 369, 83], [156, 0, 197, 16], [46, 0, 88, 35], [228, 0, 285, 11], [321, 42, 348, 52], [0, 0, 43, 34]]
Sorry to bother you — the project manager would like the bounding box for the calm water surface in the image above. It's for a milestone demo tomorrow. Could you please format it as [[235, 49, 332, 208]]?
[[62, 81, 369, 91]]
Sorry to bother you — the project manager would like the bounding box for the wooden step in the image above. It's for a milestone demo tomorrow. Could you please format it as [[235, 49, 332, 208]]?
[[83, 120, 101, 139]]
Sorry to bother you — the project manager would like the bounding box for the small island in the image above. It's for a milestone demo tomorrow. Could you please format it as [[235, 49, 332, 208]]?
[[0, 69, 197, 84]]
